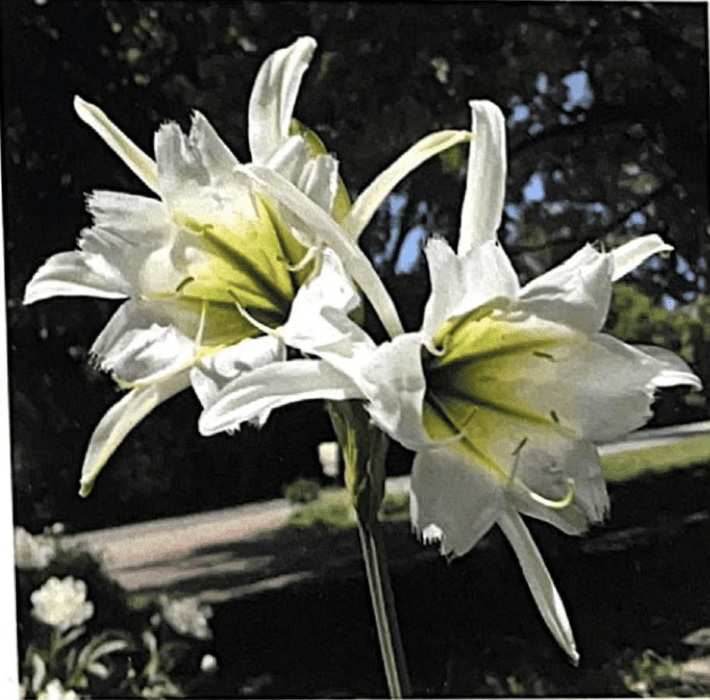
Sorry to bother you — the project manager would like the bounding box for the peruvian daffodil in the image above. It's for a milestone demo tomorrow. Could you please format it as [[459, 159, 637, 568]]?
[[23, 36, 471, 496], [199, 100, 701, 663]]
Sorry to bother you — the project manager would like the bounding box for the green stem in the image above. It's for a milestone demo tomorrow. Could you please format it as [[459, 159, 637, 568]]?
[[357, 519, 411, 698]]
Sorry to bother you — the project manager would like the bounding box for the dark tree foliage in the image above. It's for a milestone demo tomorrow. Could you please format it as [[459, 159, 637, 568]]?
[[2, 1, 708, 530]]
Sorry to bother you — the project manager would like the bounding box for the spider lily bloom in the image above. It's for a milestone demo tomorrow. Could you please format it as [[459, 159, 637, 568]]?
[[23, 36, 470, 496], [200, 101, 701, 663]]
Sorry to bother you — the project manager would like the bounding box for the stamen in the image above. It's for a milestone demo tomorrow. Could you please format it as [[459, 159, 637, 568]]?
[[195, 300, 208, 347], [229, 291, 280, 338], [175, 276, 195, 294], [288, 244, 320, 272], [526, 477, 576, 509]]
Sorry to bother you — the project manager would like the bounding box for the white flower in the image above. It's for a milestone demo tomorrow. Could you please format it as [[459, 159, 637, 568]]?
[[200, 653, 218, 674], [37, 680, 79, 700], [14, 527, 55, 569], [24, 37, 470, 496], [31, 576, 94, 631], [159, 594, 213, 640], [199, 101, 701, 663]]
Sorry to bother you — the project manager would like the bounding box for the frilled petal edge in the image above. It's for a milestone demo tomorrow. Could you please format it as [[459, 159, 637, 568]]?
[[411, 446, 501, 557]]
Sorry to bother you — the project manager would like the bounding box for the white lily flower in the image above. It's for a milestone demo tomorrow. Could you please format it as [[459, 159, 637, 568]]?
[[24, 37, 470, 496], [200, 101, 701, 664]]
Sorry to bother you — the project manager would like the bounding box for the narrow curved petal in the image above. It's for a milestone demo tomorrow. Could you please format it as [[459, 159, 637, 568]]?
[[199, 358, 365, 435], [342, 130, 472, 241], [611, 234, 673, 281], [411, 446, 501, 557], [74, 96, 159, 193], [498, 508, 579, 665], [243, 163, 405, 338], [518, 244, 613, 334], [248, 36, 317, 165], [458, 100, 507, 254], [79, 370, 191, 497], [23, 251, 129, 304]]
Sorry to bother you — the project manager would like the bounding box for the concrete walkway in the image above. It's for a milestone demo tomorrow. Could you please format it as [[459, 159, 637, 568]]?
[[61, 423, 710, 604]]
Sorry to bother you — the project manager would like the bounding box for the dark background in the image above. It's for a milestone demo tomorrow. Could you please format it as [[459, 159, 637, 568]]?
[[2, 1, 709, 533]]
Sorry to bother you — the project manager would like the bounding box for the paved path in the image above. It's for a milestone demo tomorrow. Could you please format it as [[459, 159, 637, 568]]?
[[62, 423, 710, 604]]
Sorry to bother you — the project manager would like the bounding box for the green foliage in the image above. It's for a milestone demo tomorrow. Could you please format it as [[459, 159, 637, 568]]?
[[606, 283, 710, 416]]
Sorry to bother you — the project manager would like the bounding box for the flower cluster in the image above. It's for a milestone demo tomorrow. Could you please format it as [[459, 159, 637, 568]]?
[[24, 37, 701, 664]]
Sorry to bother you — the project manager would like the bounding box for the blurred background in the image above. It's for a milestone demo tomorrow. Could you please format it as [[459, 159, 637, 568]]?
[[2, 1, 708, 533]]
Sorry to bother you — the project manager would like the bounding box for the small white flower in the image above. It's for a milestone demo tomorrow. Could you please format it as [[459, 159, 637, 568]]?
[[31, 576, 94, 631], [159, 595, 213, 640], [200, 653, 218, 674], [318, 441, 340, 478], [14, 527, 54, 569], [37, 680, 79, 700]]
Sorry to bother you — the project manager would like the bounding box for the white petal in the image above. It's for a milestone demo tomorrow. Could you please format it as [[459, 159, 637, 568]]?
[[248, 37, 317, 165], [242, 163, 404, 338], [154, 122, 210, 196], [199, 359, 365, 435], [421, 238, 519, 349], [23, 251, 130, 304], [74, 96, 159, 193], [90, 301, 196, 386], [458, 101, 507, 253], [507, 439, 608, 533], [342, 129, 472, 241], [85, 191, 172, 245], [79, 371, 191, 496], [498, 508, 579, 665], [281, 248, 361, 350], [359, 333, 432, 450], [445, 317, 694, 445], [634, 344, 702, 390], [191, 335, 284, 408], [611, 234, 673, 281], [410, 446, 501, 557], [297, 154, 339, 213], [518, 244, 612, 334], [189, 111, 240, 181]]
